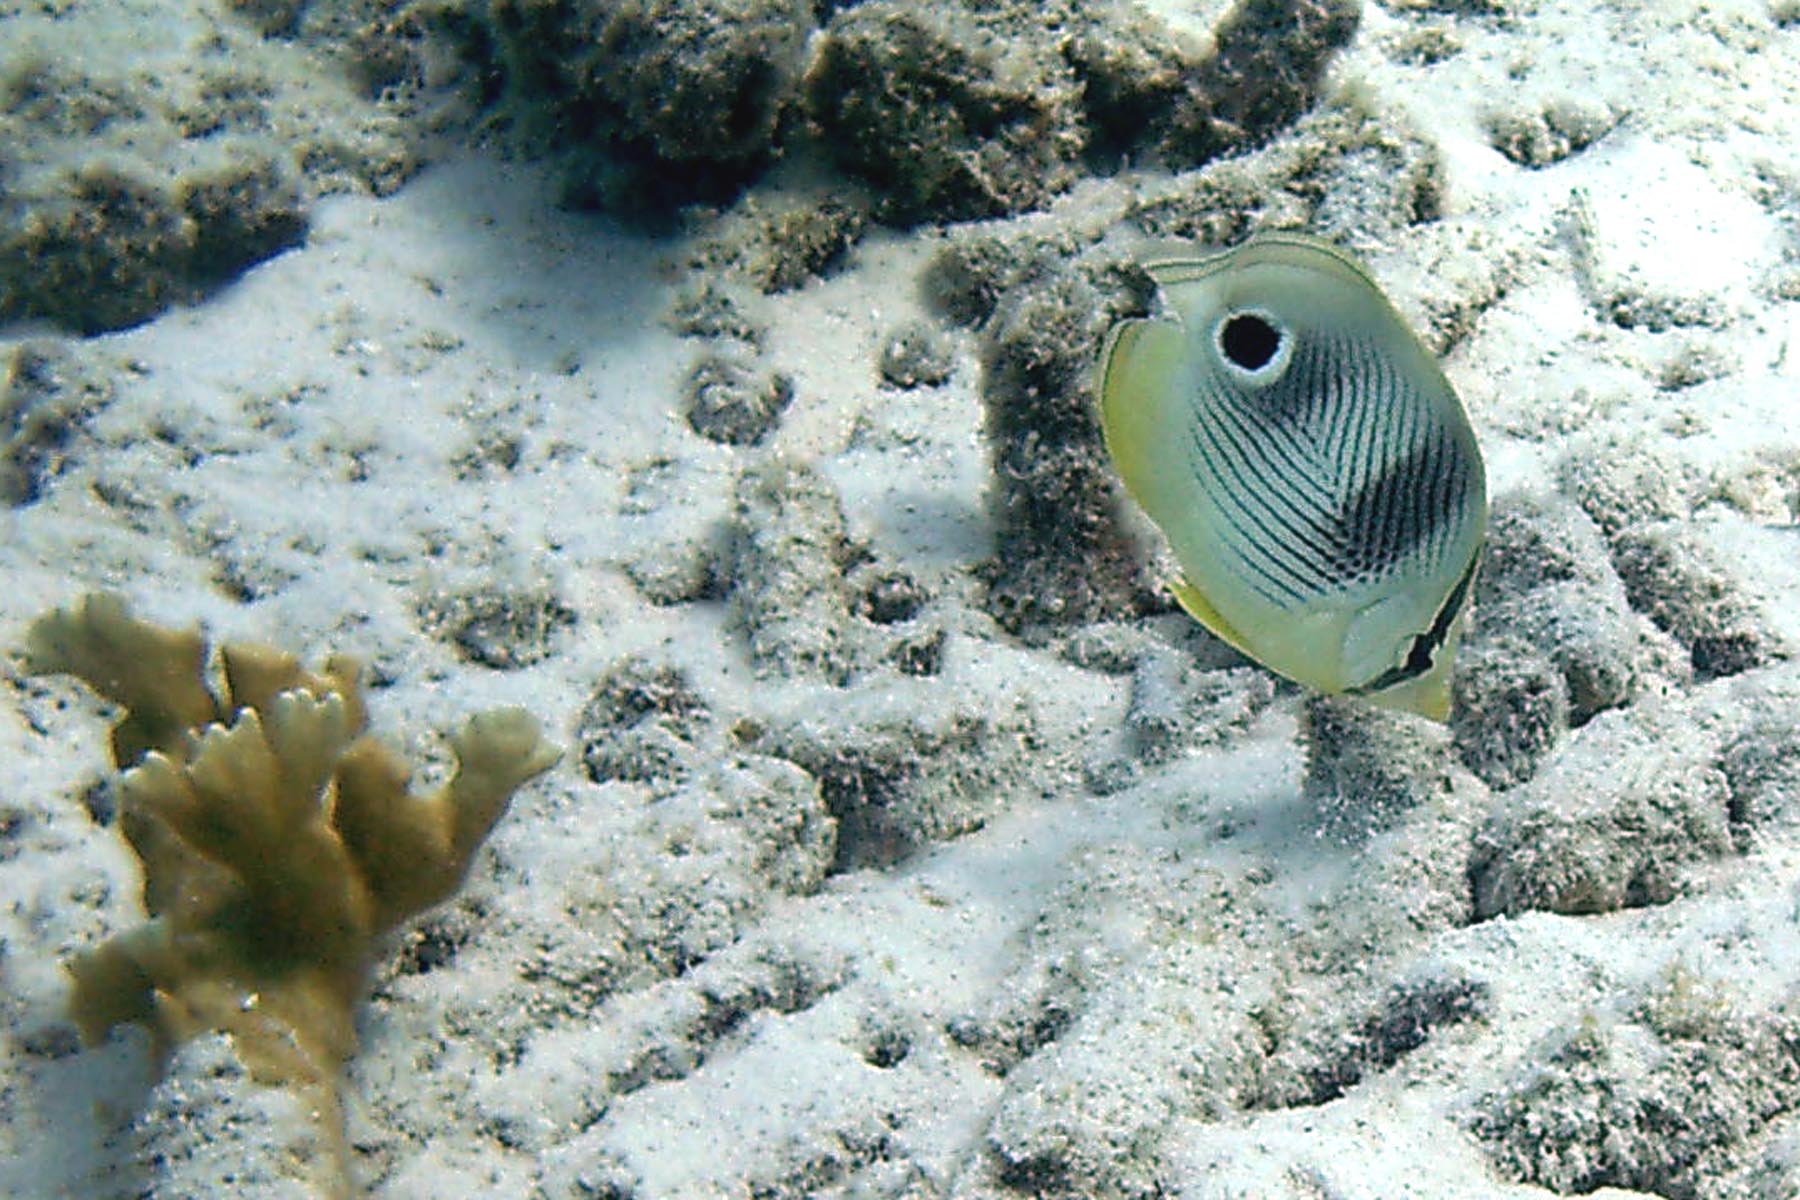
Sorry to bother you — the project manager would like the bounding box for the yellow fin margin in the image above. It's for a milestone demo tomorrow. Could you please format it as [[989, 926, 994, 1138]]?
[[1168, 576, 1261, 663]]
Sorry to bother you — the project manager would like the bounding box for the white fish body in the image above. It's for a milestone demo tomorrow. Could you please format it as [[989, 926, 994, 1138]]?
[[1098, 232, 1487, 720]]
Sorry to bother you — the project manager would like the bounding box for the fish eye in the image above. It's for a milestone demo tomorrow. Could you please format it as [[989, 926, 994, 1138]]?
[[1213, 309, 1289, 380]]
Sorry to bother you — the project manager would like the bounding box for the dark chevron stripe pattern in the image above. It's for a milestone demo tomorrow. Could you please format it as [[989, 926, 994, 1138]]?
[[1184, 323, 1479, 609]]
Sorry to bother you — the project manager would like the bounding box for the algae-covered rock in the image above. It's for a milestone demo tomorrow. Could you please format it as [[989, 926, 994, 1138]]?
[[803, 0, 1087, 223], [1159, 0, 1362, 167], [727, 457, 854, 682], [1475, 488, 1676, 723], [1258, 970, 1488, 1109], [417, 584, 576, 670], [877, 321, 956, 389], [581, 0, 812, 167], [1612, 517, 1781, 681], [1125, 656, 1275, 767], [1479, 486, 1620, 600], [0, 343, 113, 507], [752, 672, 1041, 870], [615, 452, 735, 606], [1451, 635, 1570, 789], [1301, 696, 1459, 843], [1067, 0, 1200, 164], [478, 0, 1355, 225], [603, 755, 837, 974], [922, 230, 1039, 328], [961, 852, 1279, 1200], [488, 0, 814, 214], [1557, 430, 1696, 538], [982, 940, 1272, 1200], [1485, 96, 1623, 168], [0, 4, 411, 333], [802, 0, 1357, 222], [979, 262, 1154, 631], [685, 352, 795, 447], [0, 158, 307, 335], [759, 199, 865, 294], [1473, 971, 1800, 1198], [577, 653, 713, 793], [1469, 700, 1730, 918], [1720, 693, 1800, 849]]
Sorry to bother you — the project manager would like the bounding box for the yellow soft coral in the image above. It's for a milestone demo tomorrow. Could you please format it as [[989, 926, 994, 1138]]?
[[24, 593, 561, 1198]]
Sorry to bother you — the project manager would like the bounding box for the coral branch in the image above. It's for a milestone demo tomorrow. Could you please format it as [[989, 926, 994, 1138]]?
[[24, 593, 561, 1198]]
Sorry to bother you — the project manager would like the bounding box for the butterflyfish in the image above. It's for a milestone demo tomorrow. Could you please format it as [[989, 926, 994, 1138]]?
[[1097, 232, 1487, 720]]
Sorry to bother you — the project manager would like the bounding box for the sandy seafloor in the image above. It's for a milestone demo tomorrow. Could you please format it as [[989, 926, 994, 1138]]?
[[4, 0, 1800, 1197]]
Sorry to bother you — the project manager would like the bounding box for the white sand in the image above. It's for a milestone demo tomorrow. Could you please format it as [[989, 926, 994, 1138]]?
[[4, 0, 1800, 1197]]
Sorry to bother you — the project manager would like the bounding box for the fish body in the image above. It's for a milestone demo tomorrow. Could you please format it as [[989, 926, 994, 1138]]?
[[1098, 232, 1487, 720]]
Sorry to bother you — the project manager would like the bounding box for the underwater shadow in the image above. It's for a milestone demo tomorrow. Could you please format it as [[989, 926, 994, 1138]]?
[[374, 155, 686, 377]]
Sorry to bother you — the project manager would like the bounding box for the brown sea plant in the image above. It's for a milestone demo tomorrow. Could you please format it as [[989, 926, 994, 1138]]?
[[23, 593, 561, 1197]]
